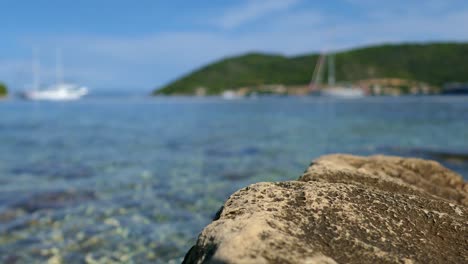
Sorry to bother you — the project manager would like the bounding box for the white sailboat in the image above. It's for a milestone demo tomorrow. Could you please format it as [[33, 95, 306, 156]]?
[[309, 53, 365, 98], [22, 49, 88, 101], [221, 90, 241, 100]]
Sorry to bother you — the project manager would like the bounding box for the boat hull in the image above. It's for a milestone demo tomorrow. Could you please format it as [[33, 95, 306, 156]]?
[[22, 85, 88, 101], [314, 87, 365, 98]]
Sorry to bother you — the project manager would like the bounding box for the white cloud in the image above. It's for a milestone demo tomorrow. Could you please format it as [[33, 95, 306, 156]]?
[[217, 0, 301, 29]]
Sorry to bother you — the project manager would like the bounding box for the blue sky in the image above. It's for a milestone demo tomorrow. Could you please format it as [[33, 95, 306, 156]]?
[[1, 0, 468, 92]]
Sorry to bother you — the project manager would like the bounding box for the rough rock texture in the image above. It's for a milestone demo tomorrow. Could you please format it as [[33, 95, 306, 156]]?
[[183, 154, 468, 264]]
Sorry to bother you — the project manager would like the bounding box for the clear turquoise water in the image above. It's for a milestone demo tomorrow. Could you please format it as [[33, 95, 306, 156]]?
[[0, 96, 467, 263]]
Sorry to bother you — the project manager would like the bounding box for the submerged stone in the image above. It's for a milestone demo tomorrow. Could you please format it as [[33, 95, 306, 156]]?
[[10, 189, 96, 213], [183, 154, 468, 264], [10, 162, 94, 179]]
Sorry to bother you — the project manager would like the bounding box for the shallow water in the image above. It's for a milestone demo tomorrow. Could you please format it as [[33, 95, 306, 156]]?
[[0, 96, 467, 263]]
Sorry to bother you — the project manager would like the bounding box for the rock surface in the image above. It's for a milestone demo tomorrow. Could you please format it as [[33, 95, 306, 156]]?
[[183, 154, 468, 264]]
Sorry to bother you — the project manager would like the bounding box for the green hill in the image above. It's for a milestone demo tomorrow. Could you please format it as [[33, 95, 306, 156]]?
[[0, 82, 7, 97], [153, 43, 468, 95]]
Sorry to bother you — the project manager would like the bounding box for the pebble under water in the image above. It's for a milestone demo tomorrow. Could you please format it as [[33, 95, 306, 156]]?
[[0, 96, 467, 263]]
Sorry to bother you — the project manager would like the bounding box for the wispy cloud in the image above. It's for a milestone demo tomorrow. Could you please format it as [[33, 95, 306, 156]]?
[[216, 0, 301, 29]]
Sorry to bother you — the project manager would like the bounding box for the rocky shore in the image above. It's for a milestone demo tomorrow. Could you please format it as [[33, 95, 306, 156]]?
[[183, 154, 468, 264]]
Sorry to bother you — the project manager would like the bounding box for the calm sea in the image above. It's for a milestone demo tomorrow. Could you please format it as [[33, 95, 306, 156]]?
[[0, 96, 467, 263]]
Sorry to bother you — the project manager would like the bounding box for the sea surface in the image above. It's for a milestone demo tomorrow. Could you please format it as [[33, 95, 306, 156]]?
[[0, 96, 467, 263]]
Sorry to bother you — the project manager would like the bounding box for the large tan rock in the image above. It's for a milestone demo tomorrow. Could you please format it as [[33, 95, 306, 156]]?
[[183, 154, 468, 264]]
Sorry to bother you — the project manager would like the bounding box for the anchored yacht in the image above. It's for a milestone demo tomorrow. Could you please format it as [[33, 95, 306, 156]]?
[[22, 49, 88, 101], [23, 83, 88, 101], [319, 86, 366, 98], [309, 53, 365, 98]]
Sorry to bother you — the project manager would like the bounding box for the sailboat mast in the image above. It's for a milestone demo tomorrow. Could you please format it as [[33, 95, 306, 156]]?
[[309, 53, 326, 91], [32, 48, 40, 90], [327, 53, 335, 86], [56, 48, 63, 84]]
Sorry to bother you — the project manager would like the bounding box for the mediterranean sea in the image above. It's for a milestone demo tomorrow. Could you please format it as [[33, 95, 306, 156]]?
[[0, 96, 467, 263]]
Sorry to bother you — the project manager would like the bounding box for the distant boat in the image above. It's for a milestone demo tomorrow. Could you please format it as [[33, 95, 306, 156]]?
[[221, 90, 241, 100], [319, 86, 366, 98], [441, 83, 468, 95], [23, 83, 88, 101], [22, 49, 88, 101], [309, 53, 365, 98]]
